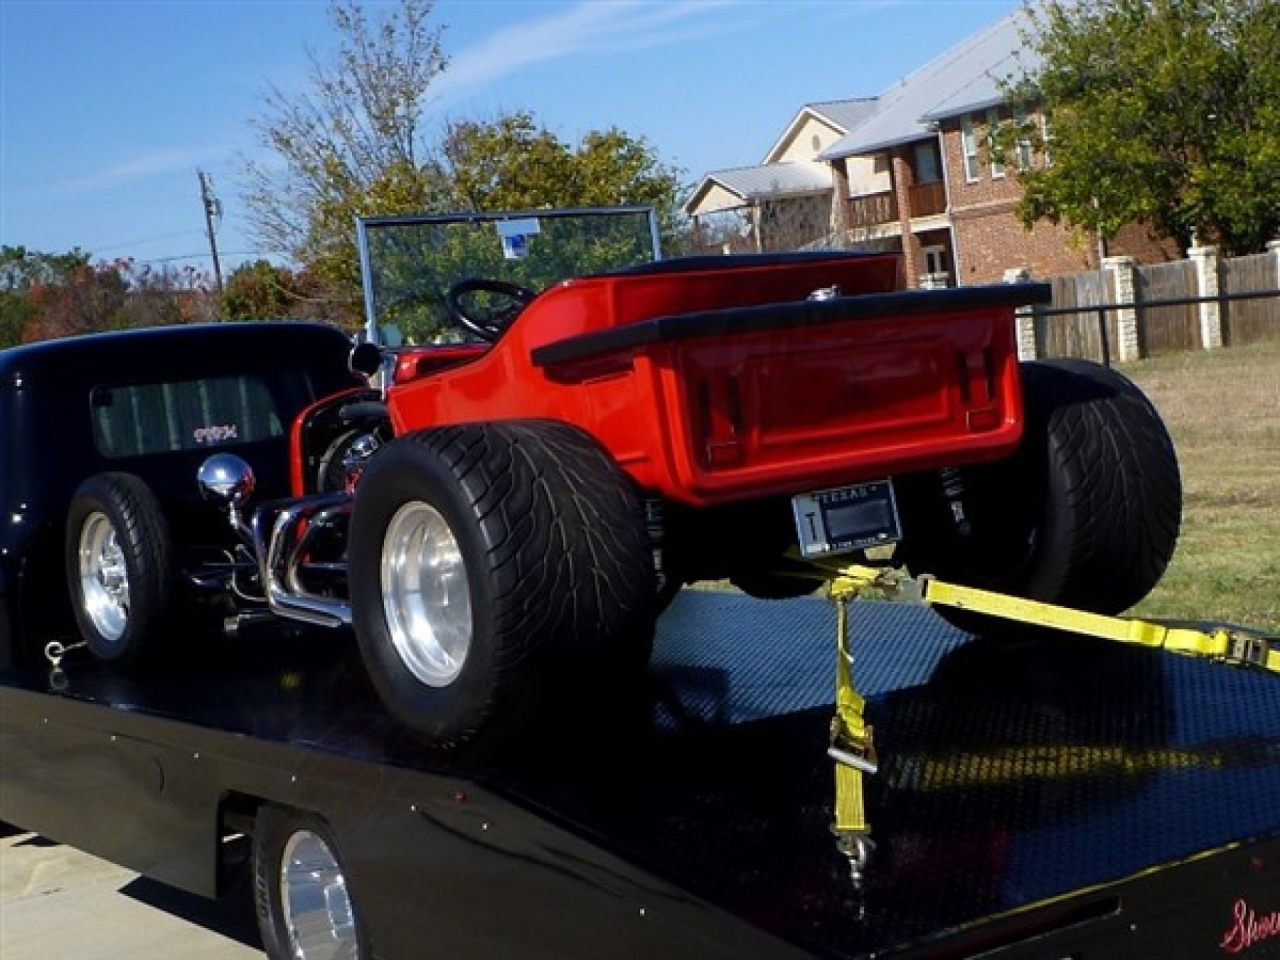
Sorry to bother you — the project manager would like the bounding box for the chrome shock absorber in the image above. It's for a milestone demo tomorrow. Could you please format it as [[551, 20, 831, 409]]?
[[939, 466, 972, 537], [644, 498, 668, 593]]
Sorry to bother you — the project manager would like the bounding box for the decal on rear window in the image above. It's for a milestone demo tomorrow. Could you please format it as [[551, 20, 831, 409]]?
[[194, 424, 239, 445]]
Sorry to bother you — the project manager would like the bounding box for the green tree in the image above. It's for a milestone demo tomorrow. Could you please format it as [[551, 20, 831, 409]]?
[[244, 2, 690, 330], [1008, 0, 1280, 255], [438, 112, 687, 249], [0, 290, 33, 347], [26, 259, 131, 340], [0, 245, 90, 292], [221, 260, 311, 321], [438, 112, 575, 212], [0, 246, 86, 345], [0, 248, 215, 343], [242, 0, 449, 326], [127, 263, 214, 326]]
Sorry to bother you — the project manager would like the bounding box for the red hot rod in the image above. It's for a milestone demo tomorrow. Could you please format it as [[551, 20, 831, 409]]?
[[62, 206, 1181, 744]]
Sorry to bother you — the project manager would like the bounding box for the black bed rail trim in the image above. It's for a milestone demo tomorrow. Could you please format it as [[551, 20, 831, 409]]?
[[530, 282, 1052, 368]]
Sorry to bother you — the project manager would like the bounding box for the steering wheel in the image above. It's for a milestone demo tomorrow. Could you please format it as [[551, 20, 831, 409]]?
[[444, 278, 536, 342]]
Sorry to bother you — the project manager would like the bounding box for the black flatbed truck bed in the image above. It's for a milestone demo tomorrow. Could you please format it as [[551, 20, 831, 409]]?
[[2, 591, 1278, 959]]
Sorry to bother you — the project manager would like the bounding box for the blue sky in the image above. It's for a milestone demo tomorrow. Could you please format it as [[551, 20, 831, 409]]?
[[0, 0, 1021, 274]]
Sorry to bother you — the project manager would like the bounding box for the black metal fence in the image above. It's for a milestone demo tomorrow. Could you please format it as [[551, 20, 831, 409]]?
[[1031, 287, 1280, 365]]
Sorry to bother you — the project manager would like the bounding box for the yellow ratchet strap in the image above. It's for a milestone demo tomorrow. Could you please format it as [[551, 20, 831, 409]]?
[[827, 580, 879, 840], [827, 563, 1278, 675], [918, 577, 1280, 676], [822, 563, 1276, 883]]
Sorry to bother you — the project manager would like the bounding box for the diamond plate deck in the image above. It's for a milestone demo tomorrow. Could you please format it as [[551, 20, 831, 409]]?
[[6, 590, 1278, 957]]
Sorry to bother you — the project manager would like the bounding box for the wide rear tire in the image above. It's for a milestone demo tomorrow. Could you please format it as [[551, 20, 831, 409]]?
[[348, 420, 656, 745], [903, 359, 1181, 629]]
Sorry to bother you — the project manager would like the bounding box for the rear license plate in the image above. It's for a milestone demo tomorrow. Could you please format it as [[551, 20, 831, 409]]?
[[792, 480, 902, 558]]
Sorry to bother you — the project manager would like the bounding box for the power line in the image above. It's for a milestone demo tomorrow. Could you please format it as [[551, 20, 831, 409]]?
[[128, 250, 265, 268], [78, 230, 206, 256]]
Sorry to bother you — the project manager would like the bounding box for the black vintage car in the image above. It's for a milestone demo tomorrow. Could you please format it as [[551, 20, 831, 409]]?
[[0, 322, 362, 666]]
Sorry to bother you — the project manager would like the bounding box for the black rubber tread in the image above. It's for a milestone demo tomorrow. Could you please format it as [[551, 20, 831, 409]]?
[[252, 805, 369, 960], [348, 420, 656, 744], [64, 472, 175, 663], [903, 359, 1181, 620], [1029, 358, 1182, 612]]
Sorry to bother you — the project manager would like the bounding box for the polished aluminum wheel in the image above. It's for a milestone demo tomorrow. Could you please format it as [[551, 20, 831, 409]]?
[[279, 830, 359, 960], [379, 501, 472, 687], [77, 512, 129, 642]]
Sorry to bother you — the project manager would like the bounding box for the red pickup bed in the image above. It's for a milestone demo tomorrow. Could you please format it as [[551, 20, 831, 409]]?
[[386, 254, 1034, 506]]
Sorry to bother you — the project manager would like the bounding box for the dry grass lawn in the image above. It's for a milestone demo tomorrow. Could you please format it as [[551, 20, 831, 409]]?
[[1121, 340, 1280, 633]]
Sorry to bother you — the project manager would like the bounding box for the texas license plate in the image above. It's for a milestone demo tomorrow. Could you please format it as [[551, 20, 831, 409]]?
[[792, 480, 902, 558]]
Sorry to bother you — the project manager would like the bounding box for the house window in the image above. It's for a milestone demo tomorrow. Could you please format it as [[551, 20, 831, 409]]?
[[1040, 113, 1053, 166], [1014, 107, 1034, 170], [987, 108, 1005, 179], [913, 142, 941, 183], [961, 116, 981, 182]]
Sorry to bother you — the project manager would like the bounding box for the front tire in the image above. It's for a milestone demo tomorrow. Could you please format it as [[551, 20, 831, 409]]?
[[902, 359, 1181, 627], [348, 421, 656, 745], [65, 472, 174, 663]]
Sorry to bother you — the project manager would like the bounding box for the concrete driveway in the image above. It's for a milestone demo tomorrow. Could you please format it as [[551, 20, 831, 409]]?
[[1, 828, 261, 959]]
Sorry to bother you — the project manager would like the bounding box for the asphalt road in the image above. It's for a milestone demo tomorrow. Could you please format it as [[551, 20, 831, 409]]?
[[1, 827, 261, 959]]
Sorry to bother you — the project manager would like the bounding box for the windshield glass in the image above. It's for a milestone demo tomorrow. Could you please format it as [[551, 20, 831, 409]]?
[[357, 206, 661, 345]]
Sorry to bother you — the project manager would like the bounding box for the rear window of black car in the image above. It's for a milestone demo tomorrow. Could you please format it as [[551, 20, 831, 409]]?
[[89, 372, 311, 458]]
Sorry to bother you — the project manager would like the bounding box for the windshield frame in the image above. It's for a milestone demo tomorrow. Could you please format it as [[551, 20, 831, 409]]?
[[355, 206, 662, 346]]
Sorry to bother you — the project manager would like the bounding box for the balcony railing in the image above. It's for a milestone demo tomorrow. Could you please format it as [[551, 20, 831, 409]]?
[[844, 181, 948, 228], [907, 181, 947, 218], [844, 191, 898, 229]]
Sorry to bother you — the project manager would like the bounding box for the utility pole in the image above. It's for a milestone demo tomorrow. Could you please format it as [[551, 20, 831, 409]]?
[[198, 170, 225, 297]]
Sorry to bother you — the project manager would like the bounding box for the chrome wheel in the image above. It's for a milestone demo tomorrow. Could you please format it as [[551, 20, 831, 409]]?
[[379, 501, 472, 687], [279, 830, 359, 960], [77, 512, 129, 642]]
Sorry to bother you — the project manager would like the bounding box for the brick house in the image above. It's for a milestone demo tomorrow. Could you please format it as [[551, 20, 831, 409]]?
[[686, 13, 1179, 287]]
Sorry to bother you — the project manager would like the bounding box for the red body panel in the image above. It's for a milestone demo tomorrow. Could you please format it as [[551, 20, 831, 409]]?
[[385, 254, 1027, 507], [392, 344, 488, 383]]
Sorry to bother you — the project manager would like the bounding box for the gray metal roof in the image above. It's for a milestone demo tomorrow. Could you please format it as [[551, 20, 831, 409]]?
[[804, 98, 881, 134], [820, 12, 1038, 159], [761, 98, 882, 164], [687, 163, 832, 213]]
